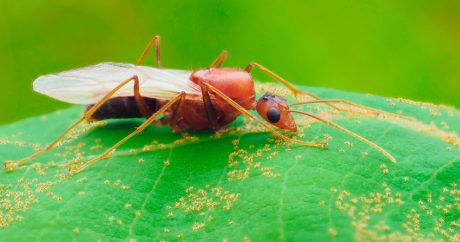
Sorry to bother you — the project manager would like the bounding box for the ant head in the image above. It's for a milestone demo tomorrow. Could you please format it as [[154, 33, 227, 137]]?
[[256, 92, 297, 132]]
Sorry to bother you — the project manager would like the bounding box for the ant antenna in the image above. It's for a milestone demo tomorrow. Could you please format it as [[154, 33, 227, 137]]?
[[290, 99, 415, 122], [289, 110, 396, 163]]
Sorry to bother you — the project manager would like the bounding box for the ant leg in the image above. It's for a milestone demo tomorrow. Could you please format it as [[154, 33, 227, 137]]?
[[160, 85, 218, 130], [203, 83, 326, 148], [245, 62, 322, 100], [4, 75, 144, 171], [290, 99, 415, 122], [136, 35, 161, 67], [210, 50, 228, 68], [289, 109, 396, 163], [131, 77, 153, 118], [168, 93, 186, 127], [71, 93, 185, 173], [200, 83, 219, 129], [245, 62, 401, 114]]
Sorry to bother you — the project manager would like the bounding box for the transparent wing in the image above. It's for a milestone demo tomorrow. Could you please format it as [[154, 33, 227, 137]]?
[[33, 62, 201, 104]]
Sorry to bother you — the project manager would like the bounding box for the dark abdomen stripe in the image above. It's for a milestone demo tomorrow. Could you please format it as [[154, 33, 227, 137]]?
[[85, 97, 159, 120]]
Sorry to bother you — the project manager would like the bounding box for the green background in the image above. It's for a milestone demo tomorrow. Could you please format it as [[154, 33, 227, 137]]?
[[0, 0, 459, 124]]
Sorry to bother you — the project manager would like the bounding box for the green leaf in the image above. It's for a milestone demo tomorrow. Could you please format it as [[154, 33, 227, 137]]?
[[1, 84, 460, 241]]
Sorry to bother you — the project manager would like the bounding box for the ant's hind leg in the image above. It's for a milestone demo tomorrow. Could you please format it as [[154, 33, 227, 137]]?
[[210, 50, 228, 68], [4, 76, 145, 171], [136, 35, 161, 67], [132, 77, 153, 118], [72, 93, 185, 173]]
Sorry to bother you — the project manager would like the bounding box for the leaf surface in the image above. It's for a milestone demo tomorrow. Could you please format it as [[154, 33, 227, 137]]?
[[1, 84, 460, 241]]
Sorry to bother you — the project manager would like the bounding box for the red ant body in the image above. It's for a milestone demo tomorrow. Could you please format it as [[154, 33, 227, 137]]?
[[4, 36, 397, 173]]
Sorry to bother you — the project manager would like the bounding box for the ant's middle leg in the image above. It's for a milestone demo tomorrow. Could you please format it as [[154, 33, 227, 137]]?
[[200, 83, 219, 129], [136, 35, 161, 67], [210, 50, 228, 68], [72, 92, 186, 173]]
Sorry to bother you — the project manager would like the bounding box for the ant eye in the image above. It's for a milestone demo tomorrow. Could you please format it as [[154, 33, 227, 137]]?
[[267, 108, 280, 123]]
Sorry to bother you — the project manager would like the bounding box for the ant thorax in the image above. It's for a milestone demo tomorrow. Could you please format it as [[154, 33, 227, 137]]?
[[190, 68, 256, 110]]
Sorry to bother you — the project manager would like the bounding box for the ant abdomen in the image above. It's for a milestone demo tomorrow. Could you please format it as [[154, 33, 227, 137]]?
[[85, 97, 159, 121]]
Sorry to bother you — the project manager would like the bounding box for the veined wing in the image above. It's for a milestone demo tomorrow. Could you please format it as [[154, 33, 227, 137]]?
[[33, 62, 201, 105]]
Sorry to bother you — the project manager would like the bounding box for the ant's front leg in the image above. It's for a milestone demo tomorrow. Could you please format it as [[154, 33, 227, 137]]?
[[203, 83, 326, 148], [245, 62, 322, 100], [245, 63, 414, 121]]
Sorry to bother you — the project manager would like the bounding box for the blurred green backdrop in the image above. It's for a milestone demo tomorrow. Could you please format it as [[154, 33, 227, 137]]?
[[0, 0, 459, 124]]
